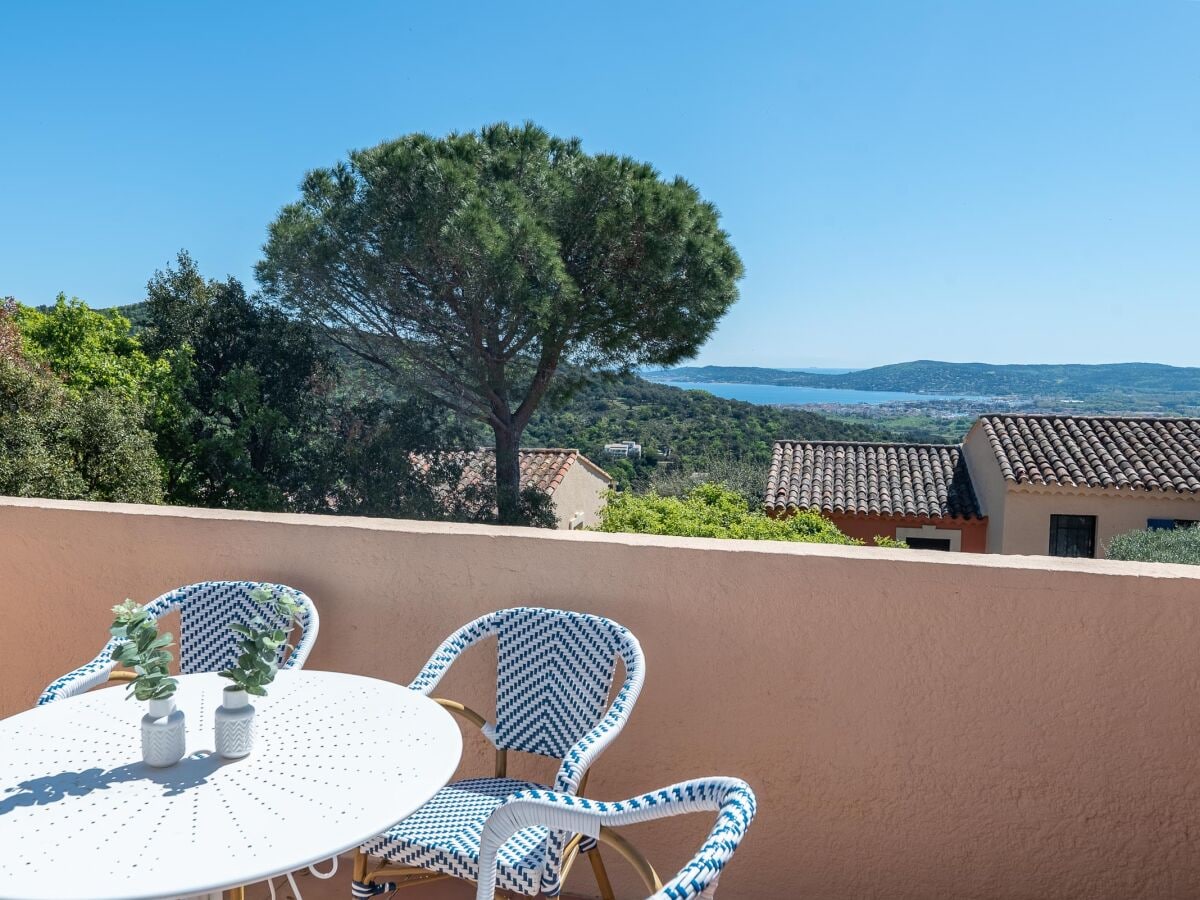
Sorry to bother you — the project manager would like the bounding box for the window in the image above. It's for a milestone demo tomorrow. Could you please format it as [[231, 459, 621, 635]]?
[[1148, 518, 1199, 531], [895, 525, 962, 551], [1049, 514, 1096, 558], [905, 537, 952, 551]]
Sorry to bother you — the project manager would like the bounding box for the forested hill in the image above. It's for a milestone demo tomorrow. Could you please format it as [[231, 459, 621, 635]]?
[[525, 375, 883, 470], [111, 299, 885, 480], [650, 361, 1200, 397]]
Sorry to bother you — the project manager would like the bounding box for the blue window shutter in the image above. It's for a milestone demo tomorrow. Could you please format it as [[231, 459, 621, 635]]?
[[1148, 518, 1174, 530]]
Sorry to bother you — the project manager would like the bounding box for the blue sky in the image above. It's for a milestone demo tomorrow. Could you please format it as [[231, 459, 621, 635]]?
[[1, 1, 1196, 368]]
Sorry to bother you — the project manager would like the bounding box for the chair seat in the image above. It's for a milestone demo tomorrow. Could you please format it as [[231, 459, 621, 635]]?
[[360, 777, 551, 896]]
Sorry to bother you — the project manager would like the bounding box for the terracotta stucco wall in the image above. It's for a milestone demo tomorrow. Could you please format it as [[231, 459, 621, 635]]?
[[998, 487, 1200, 557], [825, 512, 988, 552], [3, 497, 1200, 899], [550, 461, 611, 530]]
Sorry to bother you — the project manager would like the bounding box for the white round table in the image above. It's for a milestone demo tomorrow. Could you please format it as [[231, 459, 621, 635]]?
[[0, 670, 462, 900]]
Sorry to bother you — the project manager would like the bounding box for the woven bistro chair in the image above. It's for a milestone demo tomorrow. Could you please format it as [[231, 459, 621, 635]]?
[[476, 777, 757, 900], [352, 607, 646, 899], [38, 581, 320, 705]]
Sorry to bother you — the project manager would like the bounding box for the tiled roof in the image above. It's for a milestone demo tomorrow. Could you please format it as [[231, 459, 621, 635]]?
[[978, 414, 1200, 493], [419, 448, 612, 496], [766, 441, 983, 519]]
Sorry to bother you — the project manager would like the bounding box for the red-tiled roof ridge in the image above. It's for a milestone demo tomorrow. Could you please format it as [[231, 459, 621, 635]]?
[[416, 447, 613, 496], [766, 440, 982, 520], [774, 439, 963, 449], [976, 414, 1200, 493]]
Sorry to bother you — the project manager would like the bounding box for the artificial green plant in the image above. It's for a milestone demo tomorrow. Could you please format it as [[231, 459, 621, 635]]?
[[217, 587, 302, 696], [109, 599, 178, 701]]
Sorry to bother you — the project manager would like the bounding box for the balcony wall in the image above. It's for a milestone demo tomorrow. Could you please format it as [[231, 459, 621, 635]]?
[[2, 496, 1199, 899]]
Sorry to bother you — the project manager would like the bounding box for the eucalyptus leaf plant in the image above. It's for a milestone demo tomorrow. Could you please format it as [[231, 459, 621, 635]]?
[[218, 588, 302, 696], [109, 599, 178, 702]]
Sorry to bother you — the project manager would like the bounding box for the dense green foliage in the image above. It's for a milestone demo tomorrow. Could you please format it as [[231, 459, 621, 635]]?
[[143, 252, 504, 521], [596, 482, 859, 543], [1106, 526, 1200, 565], [258, 123, 743, 523], [0, 299, 163, 503], [525, 374, 882, 489], [144, 253, 334, 510], [17, 296, 165, 402]]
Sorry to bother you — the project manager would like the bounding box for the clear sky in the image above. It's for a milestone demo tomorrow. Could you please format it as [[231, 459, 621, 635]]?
[[1, 1, 1196, 368]]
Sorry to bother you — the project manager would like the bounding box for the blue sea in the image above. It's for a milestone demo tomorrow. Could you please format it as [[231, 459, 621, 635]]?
[[645, 378, 966, 406]]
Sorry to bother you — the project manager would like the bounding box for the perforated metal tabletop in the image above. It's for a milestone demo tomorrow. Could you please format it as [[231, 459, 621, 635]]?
[[0, 670, 462, 900]]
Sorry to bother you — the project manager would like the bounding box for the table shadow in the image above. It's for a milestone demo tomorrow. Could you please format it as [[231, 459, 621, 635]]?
[[0, 750, 229, 814]]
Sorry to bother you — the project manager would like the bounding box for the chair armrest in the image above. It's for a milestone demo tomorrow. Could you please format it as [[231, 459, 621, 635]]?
[[37, 644, 120, 705], [476, 779, 755, 900], [433, 697, 491, 732], [407, 612, 501, 695], [433, 697, 506, 776]]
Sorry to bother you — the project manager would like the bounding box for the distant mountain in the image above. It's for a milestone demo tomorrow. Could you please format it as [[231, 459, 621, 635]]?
[[647, 361, 1200, 398]]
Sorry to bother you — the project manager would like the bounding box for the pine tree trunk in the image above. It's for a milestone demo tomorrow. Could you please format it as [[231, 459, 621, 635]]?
[[493, 425, 523, 525]]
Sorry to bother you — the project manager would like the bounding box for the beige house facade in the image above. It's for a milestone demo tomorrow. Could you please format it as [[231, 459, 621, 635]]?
[[425, 447, 613, 530], [542, 451, 615, 529], [962, 415, 1200, 558]]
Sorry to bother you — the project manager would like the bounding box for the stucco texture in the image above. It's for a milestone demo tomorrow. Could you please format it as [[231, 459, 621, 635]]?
[[550, 458, 612, 530], [3, 497, 1200, 899], [993, 487, 1200, 557]]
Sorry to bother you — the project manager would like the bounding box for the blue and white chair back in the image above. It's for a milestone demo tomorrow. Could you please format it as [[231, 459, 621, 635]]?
[[38, 581, 319, 705], [476, 777, 757, 900], [405, 606, 646, 894]]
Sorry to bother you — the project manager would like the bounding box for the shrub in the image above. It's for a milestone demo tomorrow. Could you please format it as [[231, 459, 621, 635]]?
[[1107, 526, 1200, 565], [596, 482, 859, 544], [649, 452, 766, 500]]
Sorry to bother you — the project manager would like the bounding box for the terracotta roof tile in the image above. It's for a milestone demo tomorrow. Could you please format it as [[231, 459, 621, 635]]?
[[765, 441, 982, 519], [420, 448, 612, 496], [979, 414, 1200, 493]]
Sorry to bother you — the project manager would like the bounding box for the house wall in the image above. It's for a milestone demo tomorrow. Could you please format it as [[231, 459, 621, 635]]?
[[961, 422, 1011, 553], [5, 497, 1200, 899], [550, 461, 612, 529], [997, 487, 1200, 557], [825, 511, 988, 552], [960, 421, 1200, 557]]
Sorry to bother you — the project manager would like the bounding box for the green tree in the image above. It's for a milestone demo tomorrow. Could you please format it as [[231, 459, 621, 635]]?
[[16, 295, 165, 402], [145, 253, 334, 510], [596, 482, 859, 544], [295, 393, 470, 519], [0, 300, 163, 503], [258, 122, 743, 524], [1107, 525, 1200, 565]]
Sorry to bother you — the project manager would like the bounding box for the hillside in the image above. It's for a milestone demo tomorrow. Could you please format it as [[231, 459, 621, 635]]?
[[104, 299, 881, 481], [651, 361, 1200, 399], [525, 374, 884, 485]]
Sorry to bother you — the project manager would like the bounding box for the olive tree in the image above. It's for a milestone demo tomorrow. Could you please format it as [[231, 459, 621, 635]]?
[[258, 123, 742, 524]]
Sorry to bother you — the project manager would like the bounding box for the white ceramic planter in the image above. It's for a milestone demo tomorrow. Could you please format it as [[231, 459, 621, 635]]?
[[141, 697, 186, 767], [214, 687, 256, 759]]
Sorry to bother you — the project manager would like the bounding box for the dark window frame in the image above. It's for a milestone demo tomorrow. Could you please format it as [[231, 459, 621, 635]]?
[[1049, 514, 1097, 558], [1148, 518, 1199, 531], [904, 537, 953, 551]]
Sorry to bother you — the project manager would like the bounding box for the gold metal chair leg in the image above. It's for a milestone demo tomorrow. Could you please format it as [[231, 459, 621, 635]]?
[[587, 846, 617, 900], [597, 826, 662, 894]]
